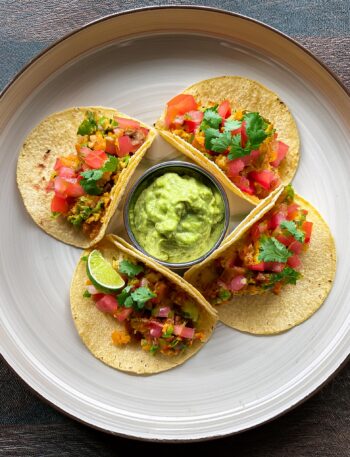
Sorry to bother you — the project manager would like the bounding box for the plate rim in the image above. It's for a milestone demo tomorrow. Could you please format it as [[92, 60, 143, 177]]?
[[1, 5, 349, 443]]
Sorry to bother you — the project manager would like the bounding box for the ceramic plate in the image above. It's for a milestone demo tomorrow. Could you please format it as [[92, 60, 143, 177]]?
[[1, 7, 349, 441]]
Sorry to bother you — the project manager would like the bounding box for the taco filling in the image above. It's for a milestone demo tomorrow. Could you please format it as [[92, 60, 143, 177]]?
[[83, 253, 205, 356], [205, 186, 313, 303], [48, 111, 149, 239], [164, 95, 289, 199]]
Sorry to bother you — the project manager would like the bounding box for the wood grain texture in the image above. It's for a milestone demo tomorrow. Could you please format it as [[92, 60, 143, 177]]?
[[1, 0, 349, 454]]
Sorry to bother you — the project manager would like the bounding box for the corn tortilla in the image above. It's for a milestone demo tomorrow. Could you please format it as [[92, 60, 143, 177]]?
[[156, 76, 300, 205], [184, 191, 336, 334], [70, 235, 218, 375], [17, 107, 156, 248]]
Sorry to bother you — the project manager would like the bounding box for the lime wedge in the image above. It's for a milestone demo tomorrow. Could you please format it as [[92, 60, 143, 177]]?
[[87, 249, 125, 293]]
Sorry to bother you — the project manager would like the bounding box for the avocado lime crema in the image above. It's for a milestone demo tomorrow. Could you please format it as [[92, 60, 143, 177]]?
[[129, 172, 225, 263]]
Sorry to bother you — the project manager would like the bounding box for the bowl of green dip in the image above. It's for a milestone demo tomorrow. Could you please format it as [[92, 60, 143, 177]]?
[[124, 161, 229, 269]]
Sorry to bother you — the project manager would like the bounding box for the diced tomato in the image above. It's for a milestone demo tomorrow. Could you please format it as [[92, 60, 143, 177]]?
[[114, 117, 140, 129], [287, 203, 300, 220], [289, 240, 303, 254], [54, 158, 65, 171], [92, 293, 104, 302], [115, 307, 133, 322], [264, 262, 285, 272], [65, 181, 85, 198], [54, 176, 68, 197], [95, 294, 118, 314], [240, 121, 247, 148], [229, 175, 254, 195], [227, 158, 245, 177], [51, 195, 68, 213], [118, 135, 133, 157], [251, 220, 269, 241], [184, 110, 203, 133], [105, 138, 117, 155], [57, 166, 76, 178], [302, 221, 313, 243], [247, 263, 265, 271], [218, 100, 231, 119], [287, 254, 301, 269], [229, 275, 247, 291], [269, 211, 287, 229], [165, 94, 197, 127], [140, 127, 149, 137], [275, 234, 294, 246], [248, 170, 276, 190], [270, 141, 289, 167], [84, 150, 107, 169]]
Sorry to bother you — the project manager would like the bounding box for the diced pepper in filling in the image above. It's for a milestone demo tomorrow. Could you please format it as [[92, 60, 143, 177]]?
[[83, 257, 204, 356], [204, 185, 313, 302], [48, 111, 149, 238], [165, 95, 289, 199]]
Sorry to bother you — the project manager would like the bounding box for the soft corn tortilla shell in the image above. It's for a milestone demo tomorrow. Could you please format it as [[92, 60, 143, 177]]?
[[70, 235, 217, 375], [17, 107, 156, 248], [185, 193, 336, 334], [156, 76, 300, 205]]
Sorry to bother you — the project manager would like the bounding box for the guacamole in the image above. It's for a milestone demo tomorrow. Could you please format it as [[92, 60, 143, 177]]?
[[129, 172, 225, 263]]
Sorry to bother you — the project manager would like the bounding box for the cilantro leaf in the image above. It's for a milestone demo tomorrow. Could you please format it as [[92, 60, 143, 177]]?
[[264, 267, 301, 288], [228, 134, 250, 160], [131, 287, 156, 310], [77, 111, 97, 135], [119, 260, 144, 277], [117, 285, 132, 306], [101, 155, 118, 172], [211, 131, 232, 153], [223, 119, 241, 133], [280, 220, 305, 243], [124, 296, 134, 308], [200, 106, 222, 130], [83, 290, 91, 298], [204, 128, 221, 150], [258, 236, 292, 263], [244, 112, 269, 149], [79, 169, 104, 195]]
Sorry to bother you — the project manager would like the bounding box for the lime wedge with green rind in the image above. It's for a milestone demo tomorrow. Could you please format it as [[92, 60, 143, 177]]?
[[87, 249, 125, 293]]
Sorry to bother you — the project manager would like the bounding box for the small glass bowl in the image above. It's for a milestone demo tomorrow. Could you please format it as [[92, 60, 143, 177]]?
[[123, 161, 230, 270]]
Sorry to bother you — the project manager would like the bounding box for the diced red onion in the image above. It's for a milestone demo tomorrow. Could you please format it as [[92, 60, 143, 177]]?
[[157, 306, 170, 318], [87, 285, 100, 295], [140, 278, 149, 287], [229, 275, 247, 291], [174, 324, 195, 339]]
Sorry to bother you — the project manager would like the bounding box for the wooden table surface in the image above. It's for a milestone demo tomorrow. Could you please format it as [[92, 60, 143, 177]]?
[[1, 1, 349, 455]]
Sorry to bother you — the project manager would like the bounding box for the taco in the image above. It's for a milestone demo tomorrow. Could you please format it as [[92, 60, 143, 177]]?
[[17, 107, 156, 248], [155, 76, 299, 205], [70, 235, 217, 374], [184, 185, 336, 334]]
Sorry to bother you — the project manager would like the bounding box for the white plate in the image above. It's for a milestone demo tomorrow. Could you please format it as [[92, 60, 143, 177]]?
[[1, 7, 349, 441]]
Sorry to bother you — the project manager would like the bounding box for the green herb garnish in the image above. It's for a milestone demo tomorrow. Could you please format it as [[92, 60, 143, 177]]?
[[280, 220, 305, 243], [119, 260, 144, 277], [77, 111, 97, 136], [258, 236, 292, 263]]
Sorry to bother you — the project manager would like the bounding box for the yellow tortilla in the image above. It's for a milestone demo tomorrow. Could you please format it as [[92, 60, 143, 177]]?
[[184, 190, 336, 334], [70, 235, 218, 375], [17, 107, 156, 248], [156, 76, 300, 205]]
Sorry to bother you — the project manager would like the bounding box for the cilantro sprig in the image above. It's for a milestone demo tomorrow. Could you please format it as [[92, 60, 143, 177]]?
[[203, 111, 272, 160], [77, 111, 98, 136], [119, 260, 144, 277], [200, 106, 221, 130], [117, 286, 156, 311], [263, 267, 301, 289], [258, 236, 292, 263], [79, 155, 118, 195], [280, 220, 305, 243]]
